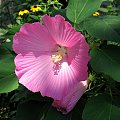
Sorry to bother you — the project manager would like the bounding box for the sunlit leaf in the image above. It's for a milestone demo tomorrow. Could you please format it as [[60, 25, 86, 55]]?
[[66, 0, 102, 24]]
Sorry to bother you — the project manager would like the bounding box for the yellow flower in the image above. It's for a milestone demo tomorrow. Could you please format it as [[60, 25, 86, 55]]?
[[24, 10, 30, 14], [92, 12, 100, 16], [18, 10, 29, 16], [54, 0, 58, 2], [30, 5, 41, 12]]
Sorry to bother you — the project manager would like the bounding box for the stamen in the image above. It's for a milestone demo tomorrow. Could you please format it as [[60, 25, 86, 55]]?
[[51, 45, 67, 75], [53, 63, 61, 75], [52, 53, 62, 63], [51, 46, 67, 63]]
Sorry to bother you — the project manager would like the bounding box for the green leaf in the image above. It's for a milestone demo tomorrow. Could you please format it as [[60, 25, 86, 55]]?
[[8, 25, 21, 35], [27, 92, 52, 102], [52, 9, 67, 19], [75, 22, 85, 32], [2, 38, 13, 52], [0, 53, 14, 78], [99, 8, 108, 12], [0, 74, 18, 93], [16, 101, 50, 120], [10, 85, 30, 102], [0, 28, 8, 36], [84, 15, 120, 43], [82, 94, 120, 120], [70, 98, 86, 120], [16, 19, 21, 25], [66, 0, 102, 24], [0, 46, 18, 93], [29, 15, 39, 20], [90, 45, 120, 82]]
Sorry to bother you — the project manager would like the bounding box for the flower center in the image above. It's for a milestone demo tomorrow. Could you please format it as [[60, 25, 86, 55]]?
[[51, 46, 67, 63], [33, 5, 37, 8]]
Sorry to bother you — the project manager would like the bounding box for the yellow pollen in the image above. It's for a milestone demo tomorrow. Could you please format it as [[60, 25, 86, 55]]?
[[52, 53, 62, 63], [51, 46, 67, 63]]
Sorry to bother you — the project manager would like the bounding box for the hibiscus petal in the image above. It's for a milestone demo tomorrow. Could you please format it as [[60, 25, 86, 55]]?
[[13, 22, 56, 54], [15, 52, 84, 100], [42, 15, 82, 47], [52, 80, 88, 114], [67, 36, 90, 81]]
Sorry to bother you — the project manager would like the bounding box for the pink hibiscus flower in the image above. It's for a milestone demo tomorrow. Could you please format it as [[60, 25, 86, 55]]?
[[52, 80, 88, 114], [13, 15, 90, 101]]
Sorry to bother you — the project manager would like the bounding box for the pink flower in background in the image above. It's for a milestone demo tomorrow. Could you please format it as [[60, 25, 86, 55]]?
[[52, 80, 88, 114], [13, 15, 90, 101]]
